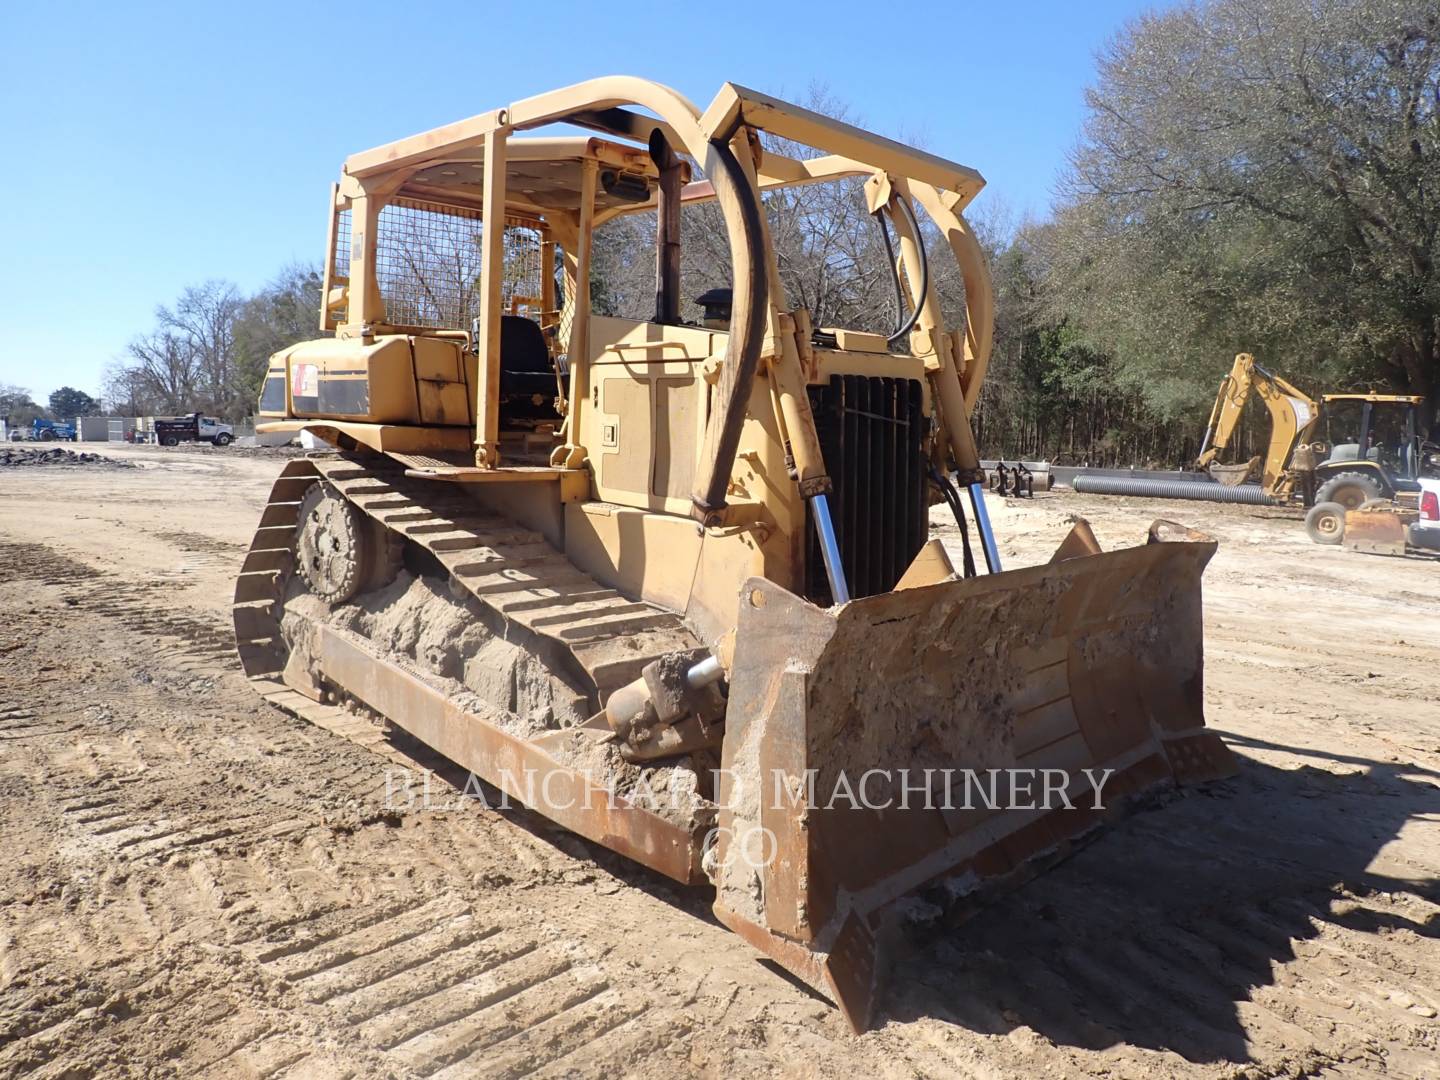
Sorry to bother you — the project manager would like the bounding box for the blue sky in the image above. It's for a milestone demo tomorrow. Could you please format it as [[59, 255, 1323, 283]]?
[[0, 0, 1165, 405]]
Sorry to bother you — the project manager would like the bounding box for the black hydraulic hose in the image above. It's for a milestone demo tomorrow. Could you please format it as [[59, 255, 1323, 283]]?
[[1072, 474, 1277, 505], [691, 137, 770, 519], [874, 198, 930, 347], [930, 465, 977, 578], [875, 211, 905, 336], [893, 195, 929, 343]]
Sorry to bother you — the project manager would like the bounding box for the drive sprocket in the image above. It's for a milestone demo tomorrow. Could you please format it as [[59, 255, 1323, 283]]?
[[295, 480, 377, 603]]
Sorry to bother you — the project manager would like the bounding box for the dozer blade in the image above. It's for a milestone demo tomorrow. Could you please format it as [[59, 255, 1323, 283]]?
[[1342, 507, 1412, 556], [711, 522, 1235, 1031]]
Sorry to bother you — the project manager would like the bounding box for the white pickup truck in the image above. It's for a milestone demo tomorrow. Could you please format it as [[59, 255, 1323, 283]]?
[[1411, 476, 1440, 552]]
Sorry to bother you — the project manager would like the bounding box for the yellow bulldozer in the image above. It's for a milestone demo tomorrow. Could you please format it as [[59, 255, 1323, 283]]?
[[233, 77, 1234, 1030]]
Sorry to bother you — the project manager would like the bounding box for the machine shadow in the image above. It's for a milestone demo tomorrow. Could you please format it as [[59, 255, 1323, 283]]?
[[885, 735, 1440, 1064], [382, 724, 1438, 1063]]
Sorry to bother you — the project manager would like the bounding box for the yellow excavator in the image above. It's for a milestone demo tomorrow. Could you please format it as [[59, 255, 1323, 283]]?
[[1195, 354, 1319, 496], [1196, 353, 1430, 504], [1195, 353, 1434, 550], [233, 77, 1234, 1030]]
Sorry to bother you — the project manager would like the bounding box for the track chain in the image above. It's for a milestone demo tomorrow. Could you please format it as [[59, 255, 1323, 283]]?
[[232, 454, 702, 726]]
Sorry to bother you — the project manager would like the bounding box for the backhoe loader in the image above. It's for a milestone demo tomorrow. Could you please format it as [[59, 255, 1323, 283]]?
[[233, 77, 1234, 1031], [1196, 353, 1435, 550], [1196, 352, 1430, 507]]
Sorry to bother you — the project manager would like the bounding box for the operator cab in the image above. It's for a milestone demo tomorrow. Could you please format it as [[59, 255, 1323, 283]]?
[[1310, 393, 1432, 509], [1319, 395, 1425, 487], [258, 80, 996, 610]]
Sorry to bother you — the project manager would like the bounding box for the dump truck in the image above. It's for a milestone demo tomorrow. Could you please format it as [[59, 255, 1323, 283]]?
[[153, 412, 235, 446], [234, 77, 1235, 1030]]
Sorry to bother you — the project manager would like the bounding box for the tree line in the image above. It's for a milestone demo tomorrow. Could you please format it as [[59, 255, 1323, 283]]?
[[0, 384, 103, 428], [2, 267, 323, 427], [32, 0, 1434, 463], [101, 265, 322, 421], [593, 0, 1437, 468], [977, 0, 1438, 465]]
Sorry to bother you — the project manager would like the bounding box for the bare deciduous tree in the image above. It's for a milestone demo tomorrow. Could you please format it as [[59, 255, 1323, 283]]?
[[106, 267, 325, 419], [0, 383, 45, 427], [233, 264, 324, 412], [114, 329, 201, 415], [158, 280, 244, 416], [592, 86, 943, 341]]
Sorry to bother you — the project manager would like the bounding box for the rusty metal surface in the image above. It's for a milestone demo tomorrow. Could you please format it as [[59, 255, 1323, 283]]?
[[231, 455, 708, 889], [236, 464, 1235, 1033], [1209, 457, 1260, 487], [233, 452, 706, 703], [313, 622, 704, 884], [713, 903, 881, 1034], [1344, 508, 1412, 556], [713, 525, 1235, 1030]]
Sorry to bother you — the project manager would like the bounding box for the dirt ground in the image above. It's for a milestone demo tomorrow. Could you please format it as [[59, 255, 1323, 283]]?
[[1, 444, 1437, 1079]]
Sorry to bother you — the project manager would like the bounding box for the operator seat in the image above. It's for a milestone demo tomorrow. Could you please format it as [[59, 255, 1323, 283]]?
[[1324, 442, 1360, 465], [499, 314, 563, 427]]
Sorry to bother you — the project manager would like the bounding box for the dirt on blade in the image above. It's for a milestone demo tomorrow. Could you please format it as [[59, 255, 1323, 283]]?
[[0, 444, 1437, 1078]]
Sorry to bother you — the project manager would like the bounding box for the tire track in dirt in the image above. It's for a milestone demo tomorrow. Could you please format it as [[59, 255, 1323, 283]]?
[[0, 543, 707, 1078], [877, 774, 1440, 1079], [0, 539, 235, 668], [4, 488, 1440, 1077], [223, 897, 633, 1077]]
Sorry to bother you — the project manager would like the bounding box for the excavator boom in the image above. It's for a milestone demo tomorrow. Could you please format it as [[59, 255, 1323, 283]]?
[[1196, 353, 1320, 495]]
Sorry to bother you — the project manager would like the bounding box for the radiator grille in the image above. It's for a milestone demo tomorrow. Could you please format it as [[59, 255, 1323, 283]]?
[[806, 375, 928, 603]]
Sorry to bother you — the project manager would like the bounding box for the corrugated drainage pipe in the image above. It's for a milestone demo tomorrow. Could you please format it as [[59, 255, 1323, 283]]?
[[1072, 475, 1277, 505]]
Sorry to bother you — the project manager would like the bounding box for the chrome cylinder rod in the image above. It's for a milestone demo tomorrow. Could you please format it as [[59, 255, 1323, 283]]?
[[685, 654, 724, 689], [809, 493, 851, 604], [967, 483, 1002, 574]]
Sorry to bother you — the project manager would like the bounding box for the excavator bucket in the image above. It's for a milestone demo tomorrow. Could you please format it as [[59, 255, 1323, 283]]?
[[711, 521, 1235, 1030], [1208, 456, 1260, 487]]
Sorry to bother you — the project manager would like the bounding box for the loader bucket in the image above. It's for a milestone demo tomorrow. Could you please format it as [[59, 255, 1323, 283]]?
[[711, 520, 1235, 1031], [1342, 506, 1412, 556]]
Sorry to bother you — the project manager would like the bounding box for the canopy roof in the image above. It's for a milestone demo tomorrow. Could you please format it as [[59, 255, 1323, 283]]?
[[1322, 393, 1425, 405], [343, 79, 986, 217], [383, 136, 668, 216]]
